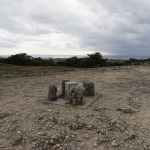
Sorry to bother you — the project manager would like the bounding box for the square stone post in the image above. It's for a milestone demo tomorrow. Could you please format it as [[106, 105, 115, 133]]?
[[65, 82, 77, 99], [48, 85, 57, 101]]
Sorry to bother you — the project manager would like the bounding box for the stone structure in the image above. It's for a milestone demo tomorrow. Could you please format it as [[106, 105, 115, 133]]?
[[83, 82, 94, 96], [48, 85, 57, 101], [65, 82, 77, 99], [70, 86, 85, 105], [62, 80, 70, 95]]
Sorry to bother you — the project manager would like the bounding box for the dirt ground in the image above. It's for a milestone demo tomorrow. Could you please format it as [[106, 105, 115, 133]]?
[[0, 65, 150, 150]]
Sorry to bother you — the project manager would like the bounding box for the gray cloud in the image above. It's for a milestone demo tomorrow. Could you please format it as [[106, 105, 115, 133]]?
[[0, 0, 150, 56]]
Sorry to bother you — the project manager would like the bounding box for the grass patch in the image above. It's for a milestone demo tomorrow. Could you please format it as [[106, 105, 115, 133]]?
[[116, 108, 122, 111], [42, 101, 50, 105], [13, 137, 23, 146], [68, 125, 74, 130], [0, 135, 11, 140], [0, 65, 75, 78], [130, 134, 137, 139], [57, 94, 65, 99]]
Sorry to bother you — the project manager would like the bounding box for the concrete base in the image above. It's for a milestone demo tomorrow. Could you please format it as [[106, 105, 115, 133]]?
[[42, 94, 100, 109], [65, 82, 77, 99]]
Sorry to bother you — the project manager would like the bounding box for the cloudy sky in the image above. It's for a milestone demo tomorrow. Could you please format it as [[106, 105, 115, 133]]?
[[0, 0, 150, 56]]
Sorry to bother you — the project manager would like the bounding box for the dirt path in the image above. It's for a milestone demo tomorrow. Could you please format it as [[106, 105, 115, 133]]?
[[0, 66, 150, 150]]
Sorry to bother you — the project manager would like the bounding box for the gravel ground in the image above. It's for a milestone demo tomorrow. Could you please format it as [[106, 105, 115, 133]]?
[[0, 65, 150, 150]]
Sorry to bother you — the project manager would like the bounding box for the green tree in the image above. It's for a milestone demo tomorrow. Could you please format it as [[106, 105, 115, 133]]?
[[32, 57, 55, 66], [87, 52, 107, 67], [42, 58, 55, 66], [56, 61, 65, 66], [64, 56, 79, 67], [0, 57, 6, 63], [6, 53, 33, 65], [31, 57, 43, 66]]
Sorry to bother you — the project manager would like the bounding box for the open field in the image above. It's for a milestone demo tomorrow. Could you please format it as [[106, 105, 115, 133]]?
[[0, 65, 150, 149], [0, 66, 74, 78]]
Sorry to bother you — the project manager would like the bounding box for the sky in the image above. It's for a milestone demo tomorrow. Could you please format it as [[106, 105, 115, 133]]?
[[0, 0, 150, 57]]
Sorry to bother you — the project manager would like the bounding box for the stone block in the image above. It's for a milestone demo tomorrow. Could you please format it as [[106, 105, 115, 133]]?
[[48, 85, 57, 101], [70, 86, 85, 105], [62, 80, 70, 95], [65, 82, 77, 99], [83, 82, 94, 96]]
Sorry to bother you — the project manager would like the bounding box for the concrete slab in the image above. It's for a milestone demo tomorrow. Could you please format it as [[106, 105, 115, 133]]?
[[42, 94, 100, 109]]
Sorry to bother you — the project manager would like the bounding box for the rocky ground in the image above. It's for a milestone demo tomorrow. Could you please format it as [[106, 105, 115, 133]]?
[[0, 65, 150, 150]]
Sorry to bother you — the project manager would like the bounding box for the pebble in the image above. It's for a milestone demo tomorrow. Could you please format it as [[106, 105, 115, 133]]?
[[37, 132, 46, 136], [47, 109, 53, 112], [87, 124, 93, 130], [50, 139, 55, 144], [65, 136, 69, 140], [51, 134, 58, 140], [93, 143, 97, 147], [111, 140, 118, 147], [56, 144, 60, 148]]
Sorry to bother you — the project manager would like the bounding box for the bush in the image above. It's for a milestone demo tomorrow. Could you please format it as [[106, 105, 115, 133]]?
[[6, 53, 33, 66]]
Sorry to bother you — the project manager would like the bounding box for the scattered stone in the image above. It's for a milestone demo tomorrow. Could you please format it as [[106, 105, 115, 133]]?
[[56, 143, 60, 148], [50, 139, 55, 144], [48, 85, 57, 101], [1, 67, 150, 150], [124, 134, 137, 141], [123, 108, 135, 114], [0, 113, 9, 119], [87, 124, 94, 130], [65, 136, 69, 140], [37, 132, 47, 136], [111, 140, 118, 147], [47, 109, 53, 112], [116, 108, 135, 114], [110, 119, 116, 126], [93, 143, 97, 147], [93, 107, 107, 111]]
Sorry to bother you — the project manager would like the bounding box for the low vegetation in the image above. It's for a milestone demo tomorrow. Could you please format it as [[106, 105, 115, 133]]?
[[1, 52, 150, 69], [13, 137, 23, 146]]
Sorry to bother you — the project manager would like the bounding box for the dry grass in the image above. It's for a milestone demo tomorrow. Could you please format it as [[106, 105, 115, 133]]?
[[0, 65, 75, 78]]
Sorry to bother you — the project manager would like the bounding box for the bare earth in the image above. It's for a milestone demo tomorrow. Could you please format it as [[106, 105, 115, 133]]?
[[0, 66, 150, 150]]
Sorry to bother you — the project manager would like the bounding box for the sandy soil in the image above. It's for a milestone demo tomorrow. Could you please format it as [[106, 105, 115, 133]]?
[[0, 66, 150, 150]]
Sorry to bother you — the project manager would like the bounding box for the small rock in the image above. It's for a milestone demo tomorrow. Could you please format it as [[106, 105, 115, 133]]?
[[56, 144, 60, 148], [123, 108, 135, 114], [93, 143, 97, 147], [87, 124, 93, 130], [111, 119, 116, 125], [111, 140, 118, 147], [65, 136, 69, 140], [47, 109, 53, 112], [0, 113, 9, 119], [51, 135, 58, 140], [17, 131, 21, 134], [37, 132, 46, 136], [50, 139, 55, 144]]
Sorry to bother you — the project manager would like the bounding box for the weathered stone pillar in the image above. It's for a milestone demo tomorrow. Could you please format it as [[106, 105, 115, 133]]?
[[62, 80, 70, 95], [65, 82, 77, 99], [70, 86, 85, 105], [83, 82, 94, 96], [48, 85, 57, 101]]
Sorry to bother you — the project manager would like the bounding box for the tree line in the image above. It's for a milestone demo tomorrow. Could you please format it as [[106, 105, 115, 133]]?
[[0, 52, 150, 67]]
